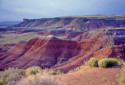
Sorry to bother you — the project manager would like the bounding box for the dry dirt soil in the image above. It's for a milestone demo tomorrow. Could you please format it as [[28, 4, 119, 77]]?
[[55, 66, 121, 85]]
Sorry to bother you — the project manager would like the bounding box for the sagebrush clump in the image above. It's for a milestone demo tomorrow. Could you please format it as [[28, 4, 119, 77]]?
[[18, 71, 60, 85], [87, 58, 98, 67], [49, 70, 64, 75], [56, 70, 64, 75], [0, 68, 24, 85], [98, 58, 118, 68], [117, 62, 125, 85], [25, 69, 36, 77], [0, 66, 61, 85], [25, 66, 42, 77], [49, 71, 56, 75]]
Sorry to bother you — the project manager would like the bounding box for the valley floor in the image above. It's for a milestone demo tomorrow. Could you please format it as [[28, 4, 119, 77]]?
[[55, 66, 121, 85]]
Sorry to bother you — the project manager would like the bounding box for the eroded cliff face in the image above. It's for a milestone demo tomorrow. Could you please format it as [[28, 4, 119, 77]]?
[[1, 28, 125, 72], [52, 30, 125, 72], [14, 15, 125, 31], [0, 36, 82, 69]]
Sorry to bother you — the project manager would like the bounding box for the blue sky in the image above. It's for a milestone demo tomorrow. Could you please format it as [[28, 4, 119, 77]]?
[[0, 0, 125, 21]]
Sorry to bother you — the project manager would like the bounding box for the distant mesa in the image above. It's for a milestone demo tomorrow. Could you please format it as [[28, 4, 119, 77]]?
[[13, 15, 125, 32]]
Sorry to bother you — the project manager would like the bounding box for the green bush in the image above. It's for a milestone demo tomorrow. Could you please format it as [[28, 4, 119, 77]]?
[[35, 66, 42, 71], [49, 71, 56, 75], [98, 58, 118, 68], [121, 62, 125, 68], [56, 70, 64, 75], [0, 78, 5, 85], [25, 69, 36, 77], [68, 70, 74, 73], [25, 66, 42, 77], [49, 70, 63, 75], [87, 58, 98, 67]]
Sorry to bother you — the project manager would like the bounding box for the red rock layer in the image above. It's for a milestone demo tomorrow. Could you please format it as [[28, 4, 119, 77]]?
[[1, 29, 125, 72], [0, 37, 81, 69]]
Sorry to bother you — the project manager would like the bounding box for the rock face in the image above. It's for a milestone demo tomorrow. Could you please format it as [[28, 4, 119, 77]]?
[[1, 28, 125, 72], [53, 29, 125, 72], [14, 15, 125, 31], [0, 44, 15, 53], [0, 36, 82, 69], [0, 30, 108, 70]]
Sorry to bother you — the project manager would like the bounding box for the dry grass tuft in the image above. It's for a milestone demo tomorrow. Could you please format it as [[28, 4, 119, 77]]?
[[17, 70, 61, 85]]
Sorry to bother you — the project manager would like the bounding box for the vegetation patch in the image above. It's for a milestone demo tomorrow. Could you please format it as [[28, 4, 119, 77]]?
[[68, 64, 86, 73], [0, 68, 24, 85], [25, 66, 42, 77], [87, 58, 98, 67], [0, 66, 42, 85], [98, 58, 118, 68], [18, 71, 60, 85], [0, 66, 61, 85], [49, 71, 56, 75], [117, 62, 125, 85], [49, 70, 64, 75]]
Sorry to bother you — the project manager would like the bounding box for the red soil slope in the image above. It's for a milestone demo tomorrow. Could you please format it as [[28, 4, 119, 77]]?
[[55, 66, 121, 85]]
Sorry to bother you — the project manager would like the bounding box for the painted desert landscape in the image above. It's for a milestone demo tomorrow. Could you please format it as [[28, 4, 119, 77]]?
[[0, 0, 125, 85]]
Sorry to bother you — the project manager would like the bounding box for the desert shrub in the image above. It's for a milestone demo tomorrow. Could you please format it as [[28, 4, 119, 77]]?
[[117, 66, 125, 85], [117, 59, 123, 66], [87, 58, 98, 67], [68, 67, 80, 73], [17, 72, 60, 85], [35, 66, 42, 71], [0, 78, 4, 85], [25, 66, 42, 77], [98, 58, 118, 68], [122, 62, 125, 67], [119, 61, 125, 68], [49, 71, 56, 75], [0, 68, 24, 85], [68, 62, 87, 73], [84, 60, 88, 66], [25, 69, 36, 77], [68, 65, 85, 73], [118, 77, 125, 85], [19, 69, 25, 75], [68, 70, 74, 73], [49, 70, 64, 75], [56, 70, 64, 75]]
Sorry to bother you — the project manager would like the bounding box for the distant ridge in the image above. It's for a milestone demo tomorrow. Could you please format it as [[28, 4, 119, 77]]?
[[0, 21, 21, 27], [59, 14, 125, 19], [14, 15, 125, 31]]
